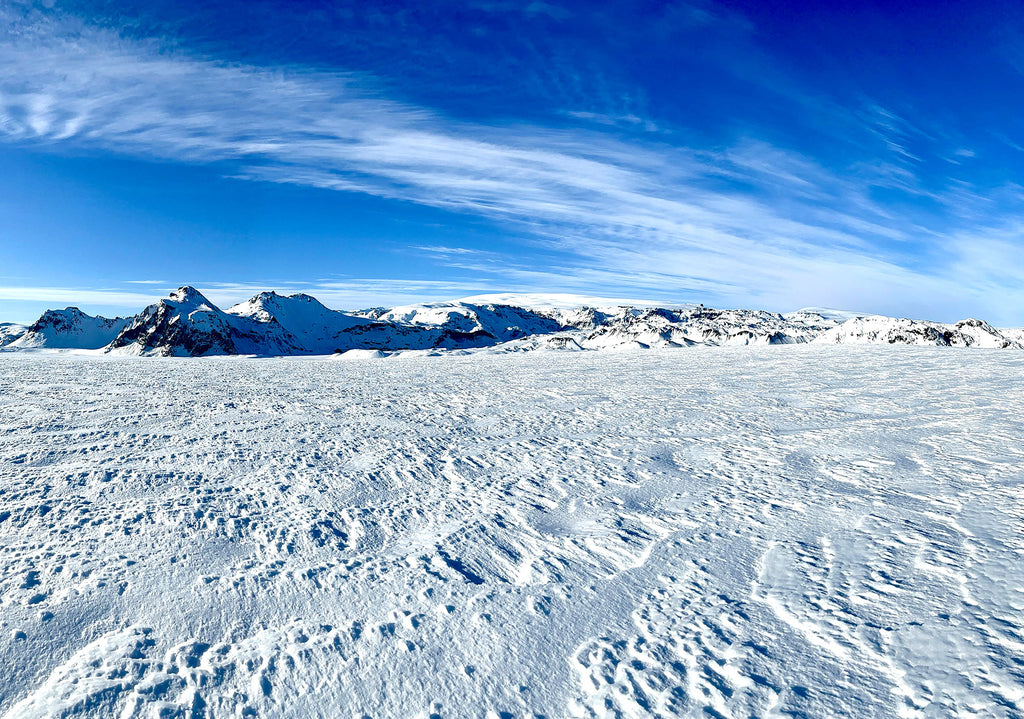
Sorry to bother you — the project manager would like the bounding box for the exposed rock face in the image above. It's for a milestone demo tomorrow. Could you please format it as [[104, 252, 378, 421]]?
[[812, 316, 1022, 348], [369, 301, 565, 342], [576, 306, 834, 349], [107, 287, 299, 357], [953, 319, 1019, 348], [227, 292, 369, 354], [10, 308, 128, 349], [0, 323, 26, 347], [8, 288, 1022, 356]]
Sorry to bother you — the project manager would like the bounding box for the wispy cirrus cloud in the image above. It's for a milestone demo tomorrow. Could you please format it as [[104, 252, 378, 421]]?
[[199, 279, 503, 310], [0, 278, 507, 321], [2, 8, 1024, 323], [0, 286, 169, 309]]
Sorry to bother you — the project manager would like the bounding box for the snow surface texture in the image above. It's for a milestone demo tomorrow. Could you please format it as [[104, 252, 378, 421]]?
[[2, 287, 1021, 355], [1, 348, 1022, 718]]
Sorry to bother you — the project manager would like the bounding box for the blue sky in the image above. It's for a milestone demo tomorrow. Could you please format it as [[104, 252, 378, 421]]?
[[2, 0, 1024, 324]]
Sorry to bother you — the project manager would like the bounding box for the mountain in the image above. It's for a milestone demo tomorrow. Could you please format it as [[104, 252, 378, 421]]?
[[456, 292, 666, 310], [9, 308, 128, 349], [227, 292, 372, 354], [574, 306, 842, 349], [0, 323, 26, 347], [232, 293, 544, 352], [1001, 327, 1024, 344], [107, 287, 300, 356], [784, 307, 866, 323], [362, 299, 565, 342], [812, 316, 1023, 348], [108, 289, 558, 356], [5, 288, 1022, 356]]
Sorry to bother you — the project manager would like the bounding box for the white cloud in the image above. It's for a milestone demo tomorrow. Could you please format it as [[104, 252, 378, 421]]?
[[0, 278, 504, 319], [1, 10, 1022, 323], [199, 279, 502, 310], [0, 286, 165, 308]]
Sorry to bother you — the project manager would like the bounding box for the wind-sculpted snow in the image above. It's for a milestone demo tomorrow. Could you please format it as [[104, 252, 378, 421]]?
[[0, 348, 1022, 718]]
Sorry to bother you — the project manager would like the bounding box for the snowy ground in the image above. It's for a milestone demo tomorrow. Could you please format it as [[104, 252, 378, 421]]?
[[0, 347, 1022, 718]]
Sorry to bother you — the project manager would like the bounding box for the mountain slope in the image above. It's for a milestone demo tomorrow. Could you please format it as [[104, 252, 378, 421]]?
[[456, 292, 665, 310], [231, 293, 519, 352], [576, 306, 843, 349], [0, 323, 26, 347], [5, 288, 1022, 356], [363, 299, 565, 342], [812, 316, 1023, 348], [9, 308, 128, 349], [227, 292, 372, 354], [107, 287, 300, 356]]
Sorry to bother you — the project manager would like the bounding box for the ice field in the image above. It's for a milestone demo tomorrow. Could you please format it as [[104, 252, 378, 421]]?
[[0, 347, 1022, 718]]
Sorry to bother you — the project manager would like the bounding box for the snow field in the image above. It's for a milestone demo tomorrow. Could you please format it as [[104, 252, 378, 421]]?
[[0, 347, 1022, 718]]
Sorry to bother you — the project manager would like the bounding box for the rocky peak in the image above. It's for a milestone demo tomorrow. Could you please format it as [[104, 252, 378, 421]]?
[[166, 286, 215, 309]]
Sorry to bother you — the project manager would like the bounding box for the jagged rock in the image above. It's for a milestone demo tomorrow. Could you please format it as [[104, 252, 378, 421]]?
[[812, 316, 1022, 348], [8, 290, 1022, 356], [107, 287, 299, 357], [10, 308, 128, 349], [0, 323, 27, 347]]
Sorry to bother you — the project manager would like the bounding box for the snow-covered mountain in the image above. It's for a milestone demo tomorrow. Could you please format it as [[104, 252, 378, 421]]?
[[227, 291, 372, 354], [107, 287, 300, 356], [1001, 327, 1024, 344], [9, 308, 128, 349], [0, 323, 26, 347], [571, 306, 841, 349], [812, 316, 1023, 348], [784, 307, 866, 322], [456, 292, 665, 310], [233, 293, 555, 352], [363, 299, 564, 343], [6, 288, 1022, 356]]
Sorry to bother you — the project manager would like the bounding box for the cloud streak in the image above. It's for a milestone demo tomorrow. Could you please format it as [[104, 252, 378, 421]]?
[[0, 278, 508, 320], [2, 9, 1023, 323]]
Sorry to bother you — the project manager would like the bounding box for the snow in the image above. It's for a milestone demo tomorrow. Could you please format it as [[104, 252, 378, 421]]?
[[333, 348, 390, 359], [108, 287, 301, 357], [9, 309, 127, 350], [784, 307, 865, 323], [1, 347, 1022, 718], [7, 286, 1024, 355], [227, 292, 370, 354], [456, 293, 671, 311], [813, 315, 1022, 348], [0, 324, 26, 347], [1003, 327, 1024, 344], [362, 299, 561, 337]]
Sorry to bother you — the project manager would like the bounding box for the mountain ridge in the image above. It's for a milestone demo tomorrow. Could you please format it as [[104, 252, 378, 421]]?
[[1, 287, 1020, 356], [8, 307, 129, 349]]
